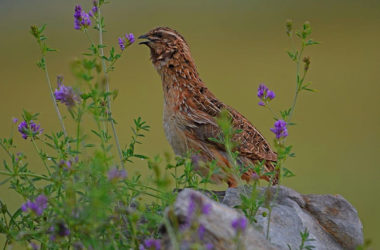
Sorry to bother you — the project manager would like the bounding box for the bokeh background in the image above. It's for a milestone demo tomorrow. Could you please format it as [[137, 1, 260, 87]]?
[[0, 0, 379, 247]]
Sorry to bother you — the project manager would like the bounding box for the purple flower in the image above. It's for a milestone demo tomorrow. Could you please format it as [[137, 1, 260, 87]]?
[[201, 203, 212, 215], [198, 224, 206, 240], [251, 172, 259, 181], [143, 239, 161, 250], [49, 222, 70, 241], [231, 217, 247, 233], [118, 33, 135, 50], [74, 5, 83, 30], [29, 242, 39, 250], [89, 6, 98, 17], [17, 121, 43, 140], [59, 159, 73, 170], [257, 83, 275, 106], [205, 243, 214, 250], [187, 194, 197, 218], [80, 12, 91, 28], [12, 117, 18, 124], [266, 90, 275, 100], [89, 1, 98, 17], [270, 120, 288, 139], [126, 33, 135, 44], [107, 168, 127, 181], [118, 37, 126, 51], [73, 5, 92, 30], [74, 5, 82, 19], [54, 76, 80, 108], [257, 84, 268, 98], [21, 195, 48, 216]]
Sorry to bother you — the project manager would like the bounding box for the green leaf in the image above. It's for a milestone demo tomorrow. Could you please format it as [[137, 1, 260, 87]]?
[[283, 168, 296, 178], [38, 24, 47, 34], [287, 50, 298, 61], [305, 39, 319, 46]]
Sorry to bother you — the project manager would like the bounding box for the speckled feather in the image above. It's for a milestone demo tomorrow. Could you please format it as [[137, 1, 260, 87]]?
[[140, 27, 278, 186]]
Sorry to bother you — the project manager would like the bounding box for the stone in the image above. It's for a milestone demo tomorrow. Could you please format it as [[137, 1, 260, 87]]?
[[223, 185, 363, 250], [161, 186, 363, 250], [162, 188, 277, 250]]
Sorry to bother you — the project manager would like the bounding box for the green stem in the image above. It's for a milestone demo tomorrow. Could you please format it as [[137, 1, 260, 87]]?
[[84, 29, 94, 46], [31, 138, 51, 175], [0, 142, 12, 159], [126, 184, 168, 200], [76, 109, 82, 153], [287, 46, 304, 123], [0, 170, 50, 181], [6, 210, 21, 230], [163, 212, 180, 250], [95, 118, 107, 155], [41, 56, 68, 138], [132, 182, 165, 194], [265, 105, 279, 119], [96, 3, 125, 168], [266, 158, 283, 240]]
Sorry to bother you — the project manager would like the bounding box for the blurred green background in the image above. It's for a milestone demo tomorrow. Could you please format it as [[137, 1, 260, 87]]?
[[0, 0, 379, 247]]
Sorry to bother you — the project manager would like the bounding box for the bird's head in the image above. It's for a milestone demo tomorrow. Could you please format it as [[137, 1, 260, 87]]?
[[138, 27, 192, 66]]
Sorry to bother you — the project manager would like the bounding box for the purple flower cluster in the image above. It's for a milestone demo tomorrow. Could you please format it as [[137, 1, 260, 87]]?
[[187, 193, 212, 221], [140, 239, 161, 250], [49, 221, 70, 241], [88, 1, 98, 17], [118, 33, 135, 50], [29, 242, 39, 250], [270, 120, 288, 139], [231, 216, 247, 233], [107, 167, 127, 181], [17, 120, 43, 140], [257, 83, 275, 106], [54, 76, 80, 108], [21, 195, 48, 216], [59, 157, 78, 171], [74, 5, 91, 30], [198, 224, 206, 240], [183, 193, 214, 249], [205, 243, 214, 250]]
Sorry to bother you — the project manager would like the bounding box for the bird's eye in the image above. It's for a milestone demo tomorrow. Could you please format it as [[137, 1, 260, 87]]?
[[155, 32, 163, 38]]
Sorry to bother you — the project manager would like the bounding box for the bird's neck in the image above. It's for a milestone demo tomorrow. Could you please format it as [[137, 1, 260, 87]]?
[[154, 51, 204, 103]]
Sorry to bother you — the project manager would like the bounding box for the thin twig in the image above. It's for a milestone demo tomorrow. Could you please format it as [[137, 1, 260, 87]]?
[[0, 170, 50, 181], [96, 2, 125, 168], [42, 57, 68, 138], [31, 138, 51, 175]]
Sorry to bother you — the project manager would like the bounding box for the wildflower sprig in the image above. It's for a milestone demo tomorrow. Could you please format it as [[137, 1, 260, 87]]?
[[285, 20, 319, 123], [30, 25, 67, 138], [254, 20, 318, 240]]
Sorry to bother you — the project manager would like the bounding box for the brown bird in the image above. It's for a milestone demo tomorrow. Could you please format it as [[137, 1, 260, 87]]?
[[139, 27, 278, 187]]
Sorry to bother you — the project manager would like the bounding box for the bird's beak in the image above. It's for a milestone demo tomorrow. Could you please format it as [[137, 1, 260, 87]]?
[[138, 34, 151, 45]]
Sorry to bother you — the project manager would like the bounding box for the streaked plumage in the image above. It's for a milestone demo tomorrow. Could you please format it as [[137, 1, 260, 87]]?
[[139, 27, 278, 187]]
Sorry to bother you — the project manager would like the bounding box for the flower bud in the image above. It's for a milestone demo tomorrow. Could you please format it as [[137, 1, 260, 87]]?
[[286, 19, 293, 37], [303, 56, 311, 71]]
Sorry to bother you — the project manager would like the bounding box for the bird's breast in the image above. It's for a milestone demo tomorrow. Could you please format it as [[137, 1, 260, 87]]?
[[163, 103, 189, 156]]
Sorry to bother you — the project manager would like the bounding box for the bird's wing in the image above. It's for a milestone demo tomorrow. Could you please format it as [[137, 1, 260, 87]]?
[[181, 86, 277, 162]]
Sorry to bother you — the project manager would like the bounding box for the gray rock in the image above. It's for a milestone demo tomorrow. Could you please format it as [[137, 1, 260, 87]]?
[[223, 185, 363, 250], [162, 188, 277, 250], [303, 194, 364, 249], [161, 186, 363, 250]]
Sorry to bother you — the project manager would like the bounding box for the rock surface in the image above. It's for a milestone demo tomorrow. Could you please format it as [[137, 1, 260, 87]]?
[[162, 186, 363, 250], [223, 186, 363, 250]]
